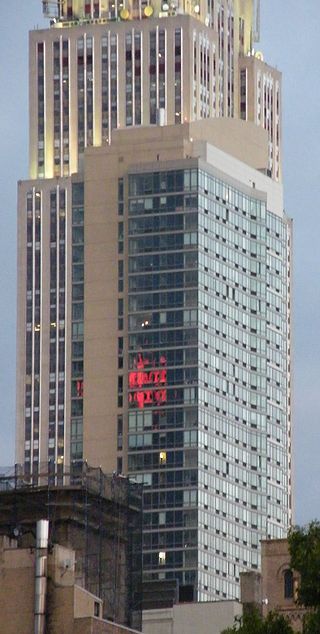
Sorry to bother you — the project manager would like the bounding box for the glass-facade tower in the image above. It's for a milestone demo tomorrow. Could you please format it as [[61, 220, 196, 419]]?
[[126, 163, 291, 599]]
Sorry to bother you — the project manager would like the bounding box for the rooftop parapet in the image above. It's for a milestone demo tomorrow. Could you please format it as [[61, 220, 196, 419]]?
[[42, 0, 257, 38]]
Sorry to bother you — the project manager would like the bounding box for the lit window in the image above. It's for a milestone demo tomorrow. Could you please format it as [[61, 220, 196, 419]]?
[[159, 551, 166, 565], [159, 451, 167, 465]]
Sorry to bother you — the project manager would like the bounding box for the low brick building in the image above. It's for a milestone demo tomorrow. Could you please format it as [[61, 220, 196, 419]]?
[[0, 464, 142, 628], [241, 539, 307, 632], [0, 534, 141, 634]]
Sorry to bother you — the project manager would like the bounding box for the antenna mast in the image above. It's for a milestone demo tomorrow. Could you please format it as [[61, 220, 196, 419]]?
[[42, 0, 64, 19], [252, 0, 261, 43]]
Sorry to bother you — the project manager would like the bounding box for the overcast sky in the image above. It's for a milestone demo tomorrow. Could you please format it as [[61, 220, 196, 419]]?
[[0, 1, 319, 525]]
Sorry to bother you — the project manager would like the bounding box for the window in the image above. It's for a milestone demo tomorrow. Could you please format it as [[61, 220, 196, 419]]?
[[284, 569, 293, 599], [159, 551, 166, 565]]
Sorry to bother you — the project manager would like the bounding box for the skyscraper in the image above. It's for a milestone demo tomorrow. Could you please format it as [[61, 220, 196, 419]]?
[[17, 0, 292, 602]]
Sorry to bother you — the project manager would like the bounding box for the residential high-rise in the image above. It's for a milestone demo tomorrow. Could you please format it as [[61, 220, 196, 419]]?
[[16, 0, 292, 602]]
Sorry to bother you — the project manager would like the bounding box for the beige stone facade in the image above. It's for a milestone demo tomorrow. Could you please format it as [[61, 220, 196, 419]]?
[[31, 1, 272, 180], [241, 539, 307, 632], [142, 600, 242, 634], [0, 468, 142, 627], [0, 535, 140, 634]]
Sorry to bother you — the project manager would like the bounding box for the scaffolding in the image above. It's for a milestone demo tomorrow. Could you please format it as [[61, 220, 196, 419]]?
[[0, 463, 143, 629]]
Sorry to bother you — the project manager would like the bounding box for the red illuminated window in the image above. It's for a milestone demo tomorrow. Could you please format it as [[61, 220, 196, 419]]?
[[76, 380, 83, 397], [129, 353, 167, 409]]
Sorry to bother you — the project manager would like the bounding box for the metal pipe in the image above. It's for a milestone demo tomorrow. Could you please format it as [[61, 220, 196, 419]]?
[[34, 520, 49, 634]]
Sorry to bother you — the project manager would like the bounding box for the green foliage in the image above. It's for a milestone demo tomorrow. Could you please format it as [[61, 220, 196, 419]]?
[[221, 607, 293, 634], [288, 521, 320, 608], [303, 609, 320, 634], [221, 608, 263, 634], [263, 611, 294, 634]]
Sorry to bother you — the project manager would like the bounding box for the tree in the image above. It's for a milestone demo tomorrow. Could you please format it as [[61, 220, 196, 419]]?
[[288, 521, 320, 634], [221, 608, 263, 634], [288, 521, 320, 608], [221, 607, 294, 634], [302, 610, 320, 634]]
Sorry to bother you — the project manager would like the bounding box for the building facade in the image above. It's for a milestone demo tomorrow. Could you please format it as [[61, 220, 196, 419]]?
[[16, 0, 292, 603], [31, 0, 280, 181], [142, 600, 242, 634], [0, 464, 142, 626], [241, 539, 307, 633], [0, 533, 142, 634]]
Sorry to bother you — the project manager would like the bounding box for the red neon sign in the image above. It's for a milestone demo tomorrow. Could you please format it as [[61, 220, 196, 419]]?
[[129, 353, 167, 409]]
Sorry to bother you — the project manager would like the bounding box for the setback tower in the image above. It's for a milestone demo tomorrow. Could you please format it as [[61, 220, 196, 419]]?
[[17, 0, 292, 601]]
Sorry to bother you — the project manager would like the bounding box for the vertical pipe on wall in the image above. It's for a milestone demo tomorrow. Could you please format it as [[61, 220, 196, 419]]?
[[34, 519, 49, 634]]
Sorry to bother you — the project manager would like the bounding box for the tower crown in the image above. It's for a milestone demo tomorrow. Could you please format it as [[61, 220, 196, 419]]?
[[42, 0, 256, 31]]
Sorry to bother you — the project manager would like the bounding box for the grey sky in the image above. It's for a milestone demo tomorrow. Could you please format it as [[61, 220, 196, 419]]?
[[1, 1, 318, 525]]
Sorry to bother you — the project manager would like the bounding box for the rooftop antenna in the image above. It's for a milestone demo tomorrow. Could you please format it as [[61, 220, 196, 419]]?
[[42, 0, 64, 19], [252, 0, 261, 43]]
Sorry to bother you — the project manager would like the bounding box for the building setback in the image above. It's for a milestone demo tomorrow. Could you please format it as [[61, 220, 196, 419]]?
[[16, 0, 292, 603]]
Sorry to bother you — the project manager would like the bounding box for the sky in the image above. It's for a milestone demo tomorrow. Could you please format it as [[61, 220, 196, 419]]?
[[0, 1, 319, 525]]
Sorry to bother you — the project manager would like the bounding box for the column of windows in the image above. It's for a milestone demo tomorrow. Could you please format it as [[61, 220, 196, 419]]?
[[227, 4, 234, 117], [240, 68, 247, 120], [200, 35, 210, 118], [125, 30, 142, 126], [211, 45, 216, 115], [218, 2, 225, 115], [37, 43, 45, 177], [238, 16, 244, 55], [262, 74, 274, 176], [77, 37, 85, 155], [53, 39, 70, 177], [149, 29, 166, 124], [125, 33, 133, 126], [117, 179, 124, 473], [150, 31, 157, 124], [134, 32, 142, 124], [207, 0, 215, 28], [174, 28, 182, 124], [110, 33, 118, 131], [53, 41, 61, 176], [193, 34, 197, 119], [24, 190, 42, 477], [275, 81, 281, 181], [86, 37, 94, 145], [101, 35, 109, 142], [48, 188, 66, 478], [265, 211, 290, 536], [62, 40, 70, 175], [196, 169, 290, 598], [70, 183, 85, 462], [118, 179, 124, 469], [76, 34, 97, 155], [128, 169, 199, 593], [194, 32, 215, 121]]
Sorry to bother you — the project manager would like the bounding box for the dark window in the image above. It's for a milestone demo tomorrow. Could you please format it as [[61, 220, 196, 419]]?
[[284, 569, 293, 599]]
